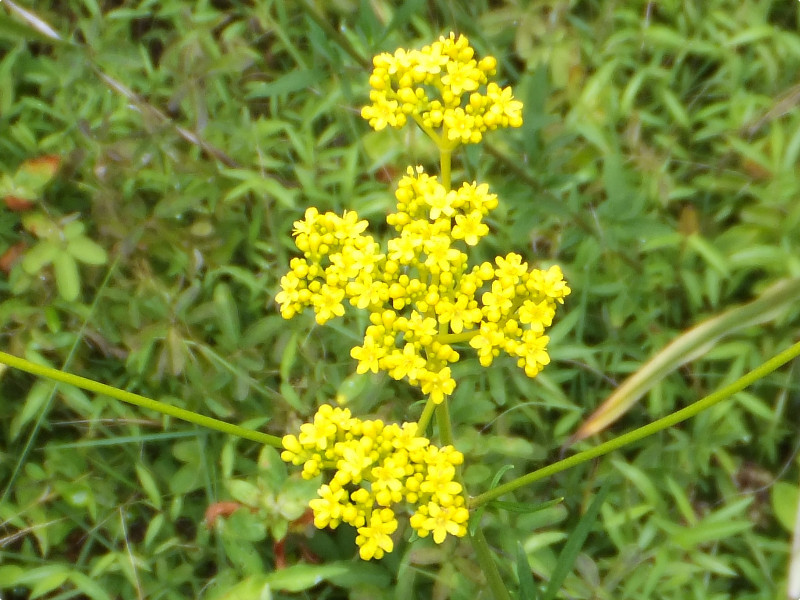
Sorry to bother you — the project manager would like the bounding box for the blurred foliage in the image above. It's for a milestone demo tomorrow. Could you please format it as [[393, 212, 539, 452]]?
[[0, 0, 799, 598]]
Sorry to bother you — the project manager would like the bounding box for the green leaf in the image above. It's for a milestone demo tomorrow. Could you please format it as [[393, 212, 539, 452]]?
[[725, 25, 775, 47], [30, 567, 70, 598], [22, 213, 59, 239], [21, 240, 59, 273], [516, 541, 538, 600], [213, 282, 241, 345], [169, 463, 202, 495], [144, 513, 165, 549], [327, 561, 392, 589], [245, 69, 324, 99], [10, 380, 54, 441], [257, 445, 287, 490], [671, 519, 753, 548], [542, 481, 610, 600], [0, 565, 25, 584], [470, 464, 516, 535], [67, 236, 108, 265], [227, 479, 261, 507], [217, 576, 274, 600], [221, 537, 263, 576], [262, 563, 351, 592], [53, 252, 80, 301], [771, 482, 799, 532], [490, 497, 564, 514], [686, 234, 731, 276], [8, 155, 61, 200], [224, 509, 267, 542], [57, 385, 93, 415], [69, 571, 114, 600], [62, 220, 85, 240], [8, 564, 70, 592], [135, 464, 162, 509], [486, 436, 537, 458]]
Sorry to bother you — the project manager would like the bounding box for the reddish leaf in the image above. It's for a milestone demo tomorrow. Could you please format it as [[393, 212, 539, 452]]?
[[21, 155, 61, 179], [204, 501, 244, 528], [0, 242, 27, 273], [3, 196, 35, 211]]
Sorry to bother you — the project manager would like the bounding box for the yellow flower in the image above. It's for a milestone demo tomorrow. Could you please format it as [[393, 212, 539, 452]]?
[[311, 283, 345, 324], [452, 210, 489, 246], [309, 484, 346, 528], [350, 334, 386, 374], [441, 59, 481, 96], [418, 502, 469, 544], [384, 343, 427, 381], [419, 367, 456, 404], [356, 508, 398, 560]]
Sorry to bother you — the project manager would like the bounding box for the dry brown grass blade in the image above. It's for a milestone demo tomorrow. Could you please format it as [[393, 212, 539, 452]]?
[[743, 81, 800, 137], [3, 0, 62, 41], [567, 277, 800, 446]]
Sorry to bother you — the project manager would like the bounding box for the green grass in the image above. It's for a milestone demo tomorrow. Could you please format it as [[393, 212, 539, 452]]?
[[1, 1, 799, 599]]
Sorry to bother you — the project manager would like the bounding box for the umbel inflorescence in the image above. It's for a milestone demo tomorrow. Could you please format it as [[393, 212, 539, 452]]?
[[277, 175, 570, 403], [276, 33, 570, 560], [361, 32, 523, 145], [281, 405, 468, 560]]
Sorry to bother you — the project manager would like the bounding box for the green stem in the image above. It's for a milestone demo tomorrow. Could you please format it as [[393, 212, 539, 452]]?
[[435, 397, 454, 446], [0, 351, 282, 447], [410, 113, 442, 147], [470, 339, 800, 508], [470, 525, 513, 600], [417, 396, 437, 434], [2, 255, 121, 506], [440, 147, 452, 191], [438, 329, 479, 345]]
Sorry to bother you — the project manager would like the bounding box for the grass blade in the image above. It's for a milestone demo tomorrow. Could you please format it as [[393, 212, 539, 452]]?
[[542, 480, 610, 600]]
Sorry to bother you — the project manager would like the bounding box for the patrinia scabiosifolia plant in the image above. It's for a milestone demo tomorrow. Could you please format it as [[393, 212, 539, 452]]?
[[277, 33, 570, 561]]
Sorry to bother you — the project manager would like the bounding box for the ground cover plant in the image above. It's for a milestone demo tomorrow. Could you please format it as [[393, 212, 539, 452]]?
[[1, 1, 799, 599]]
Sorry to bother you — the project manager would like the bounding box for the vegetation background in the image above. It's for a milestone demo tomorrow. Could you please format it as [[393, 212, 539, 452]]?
[[1, 0, 799, 598]]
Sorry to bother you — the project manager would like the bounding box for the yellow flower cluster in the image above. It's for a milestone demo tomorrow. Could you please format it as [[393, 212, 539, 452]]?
[[281, 404, 469, 560], [361, 33, 523, 144], [275, 166, 570, 403]]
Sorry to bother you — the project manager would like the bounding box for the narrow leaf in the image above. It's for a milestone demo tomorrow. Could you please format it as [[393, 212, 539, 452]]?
[[490, 498, 564, 514], [516, 541, 538, 600], [53, 252, 80, 301], [542, 481, 610, 600], [135, 464, 162, 510]]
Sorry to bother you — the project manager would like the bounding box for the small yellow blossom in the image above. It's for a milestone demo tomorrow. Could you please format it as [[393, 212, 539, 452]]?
[[417, 501, 470, 544], [356, 508, 398, 560]]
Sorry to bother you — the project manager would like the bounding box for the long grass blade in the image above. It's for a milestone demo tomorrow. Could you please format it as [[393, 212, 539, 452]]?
[[570, 277, 800, 444], [542, 481, 610, 600]]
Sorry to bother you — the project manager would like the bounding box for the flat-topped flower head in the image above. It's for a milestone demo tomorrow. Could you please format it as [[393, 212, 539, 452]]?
[[276, 166, 570, 403], [361, 33, 523, 145], [281, 405, 467, 560]]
